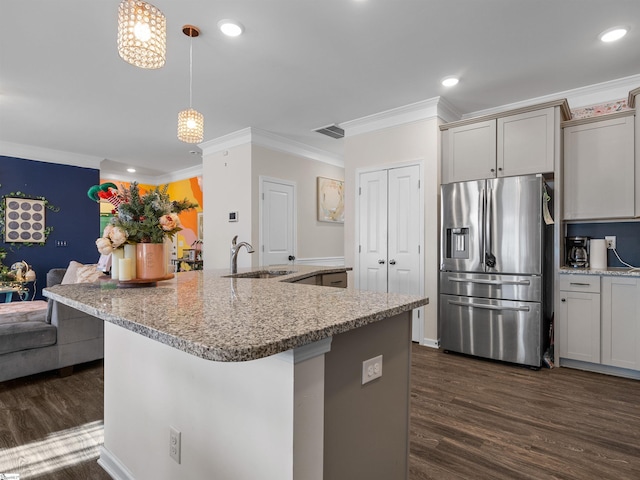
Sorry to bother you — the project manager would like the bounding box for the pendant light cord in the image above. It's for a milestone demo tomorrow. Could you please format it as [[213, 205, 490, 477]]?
[[188, 35, 193, 109]]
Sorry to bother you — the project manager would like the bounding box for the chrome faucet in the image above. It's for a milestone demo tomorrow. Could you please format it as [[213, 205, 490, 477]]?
[[230, 235, 254, 273]]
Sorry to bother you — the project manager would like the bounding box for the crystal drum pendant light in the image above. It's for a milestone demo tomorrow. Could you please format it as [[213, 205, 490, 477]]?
[[117, 0, 166, 69], [177, 25, 204, 144]]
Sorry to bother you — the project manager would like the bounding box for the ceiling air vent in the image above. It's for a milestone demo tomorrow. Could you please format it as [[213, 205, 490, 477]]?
[[314, 124, 344, 139]]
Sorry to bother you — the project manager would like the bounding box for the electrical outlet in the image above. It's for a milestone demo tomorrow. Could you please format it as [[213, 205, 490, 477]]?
[[362, 355, 383, 385], [169, 426, 181, 464], [605, 236, 616, 250]]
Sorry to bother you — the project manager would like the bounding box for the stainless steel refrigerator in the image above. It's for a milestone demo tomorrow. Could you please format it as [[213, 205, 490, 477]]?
[[439, 174, 551, 368]]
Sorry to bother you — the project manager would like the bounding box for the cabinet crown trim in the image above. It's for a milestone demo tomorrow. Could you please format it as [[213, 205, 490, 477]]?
[[439, 99, 571, 131], [627, 86, 640, 108], [561, 109, 635, 128]]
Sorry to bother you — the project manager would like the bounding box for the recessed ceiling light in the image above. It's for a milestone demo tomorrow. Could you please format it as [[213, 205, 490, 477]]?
[[127, 168, 136, 173], [599, 26, 628, 42], [218, 19, 244, 37], [441, 76, 459, 87]]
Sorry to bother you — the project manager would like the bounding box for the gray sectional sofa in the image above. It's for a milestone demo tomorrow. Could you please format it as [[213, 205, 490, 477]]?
[[0, 268, 104, 382]]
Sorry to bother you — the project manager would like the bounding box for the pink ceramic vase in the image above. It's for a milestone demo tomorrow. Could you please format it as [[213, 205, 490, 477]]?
[[136, 243, 166, 279]]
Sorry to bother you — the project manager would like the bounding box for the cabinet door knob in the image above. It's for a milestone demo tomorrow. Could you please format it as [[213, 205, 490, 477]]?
[[498, 167, 503, 171], [561, 298, 566, 302], [378, 259, 385, 264], [389, 259, 396, 265], [490, 168, 495, 172]]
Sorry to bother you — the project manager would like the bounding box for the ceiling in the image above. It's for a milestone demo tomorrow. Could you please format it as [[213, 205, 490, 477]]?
[[1, 1, 640, 180]]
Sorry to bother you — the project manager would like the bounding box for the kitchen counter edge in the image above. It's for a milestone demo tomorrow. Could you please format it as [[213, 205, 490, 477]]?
[[43, 266, 428, 363], [558, 267, 640, 277]]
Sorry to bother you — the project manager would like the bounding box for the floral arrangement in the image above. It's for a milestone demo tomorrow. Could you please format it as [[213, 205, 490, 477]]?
[[95, 182, 198, 255]]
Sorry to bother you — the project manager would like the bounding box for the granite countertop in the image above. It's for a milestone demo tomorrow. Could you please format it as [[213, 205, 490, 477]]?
[[559, 266, 640, 277], [43, 265, 428, 363]]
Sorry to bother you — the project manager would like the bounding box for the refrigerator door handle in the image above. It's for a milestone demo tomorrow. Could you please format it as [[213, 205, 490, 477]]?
[[447, 300, 531, 312], [480, 187, 486, 269], [485, 186, 496, 268], [448, 277, 531, 286]]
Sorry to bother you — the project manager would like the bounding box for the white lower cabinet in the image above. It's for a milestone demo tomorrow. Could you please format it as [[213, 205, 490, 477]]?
[[559, 274, 640, 376], [601, 276, 640, 370], [559, 275, 601, 363]]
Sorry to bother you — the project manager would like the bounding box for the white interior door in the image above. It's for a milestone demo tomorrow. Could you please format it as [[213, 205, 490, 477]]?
[[388, 165, 421, 296], [358, 170, 388, 293], [358, 164, 423, 342], [261, 178, 296, 266]]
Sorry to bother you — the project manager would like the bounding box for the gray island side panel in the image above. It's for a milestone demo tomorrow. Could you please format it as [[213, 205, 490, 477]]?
[[43, 267, 428, 362]]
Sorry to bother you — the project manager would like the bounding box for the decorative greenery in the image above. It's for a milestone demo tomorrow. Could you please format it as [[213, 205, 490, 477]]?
[[0, 185, 60, 248], [96, 182, 198, 254], [0, 247, 10, 280]]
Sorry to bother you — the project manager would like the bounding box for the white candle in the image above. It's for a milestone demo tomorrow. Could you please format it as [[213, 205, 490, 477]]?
[[111, 248, 124, 279], [124, 244, 137, 279], [119, 258, 133, 281]]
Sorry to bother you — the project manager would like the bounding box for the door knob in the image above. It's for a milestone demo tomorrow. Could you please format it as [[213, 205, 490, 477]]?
[[378, 259, 385, 264], [389, 259, 396, 265], [561, 298, 566, 302], [288, 255, 296, 261]]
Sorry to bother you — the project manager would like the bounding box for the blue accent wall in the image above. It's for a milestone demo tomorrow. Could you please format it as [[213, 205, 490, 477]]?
[[1, 156, 100, 299], [567, 222, 640, 268]]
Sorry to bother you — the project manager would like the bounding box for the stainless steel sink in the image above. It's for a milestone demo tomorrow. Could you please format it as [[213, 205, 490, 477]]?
[[225, 270, 296, 279]]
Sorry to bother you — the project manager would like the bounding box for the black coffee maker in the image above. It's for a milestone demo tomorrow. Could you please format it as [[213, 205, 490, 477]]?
[[566, 236, 589, 268]]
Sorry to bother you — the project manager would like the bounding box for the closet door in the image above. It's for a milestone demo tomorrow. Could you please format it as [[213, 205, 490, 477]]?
[[358, 170, 388, 293], [387, 165, 421, 296]]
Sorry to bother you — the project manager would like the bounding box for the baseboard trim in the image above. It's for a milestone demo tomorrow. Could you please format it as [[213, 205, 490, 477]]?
[[294, 257, 345, 267], [420, 338, 440, 349], [559, 358, 640, 380], [98, 446, 135, 480]]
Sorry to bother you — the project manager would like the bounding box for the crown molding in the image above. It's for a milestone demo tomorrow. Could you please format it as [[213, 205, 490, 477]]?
[[341, 96, 459, 137], [0, 141, 102, 169], [461, 73, 640, 119], [251, 128, 343, 167], [200, 127, 343, 167], [99, 163, 203, 186], [436, 96, 463, 123], [200, 128, 253, 155], [154, 164, 203, 184]]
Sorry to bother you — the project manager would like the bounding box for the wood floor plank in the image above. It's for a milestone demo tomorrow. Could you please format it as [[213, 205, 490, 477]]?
[[2, 346, 640, 479], [410, 345, 640, 480]]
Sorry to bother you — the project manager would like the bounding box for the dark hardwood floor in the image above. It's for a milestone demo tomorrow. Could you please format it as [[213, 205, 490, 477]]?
[[410, 345, 640, 480], [1, 346, 639, 479], [0, 361, 110, 479]]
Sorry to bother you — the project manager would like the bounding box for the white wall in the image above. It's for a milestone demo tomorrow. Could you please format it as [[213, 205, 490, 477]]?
[[202, 140, 345, 270], [101, 323, 296, 480], [344, 119, 441, 344], [202, 143, 253, 269], [251, 145, 344, 261]]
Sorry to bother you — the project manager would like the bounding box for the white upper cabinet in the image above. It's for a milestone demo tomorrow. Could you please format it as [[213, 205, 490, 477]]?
[[442, 119, 496, 183], [441, 102, 564, 184], [497, 107, 555, 177], [563, 112, 635, 220]]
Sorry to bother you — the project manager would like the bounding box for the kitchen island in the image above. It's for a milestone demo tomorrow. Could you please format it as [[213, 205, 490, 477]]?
[[43, 266, 428, 480]]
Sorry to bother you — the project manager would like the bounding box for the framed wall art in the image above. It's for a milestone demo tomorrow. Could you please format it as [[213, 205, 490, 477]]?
[[317, 177, 344, 223], [4, 197, 47, 243]]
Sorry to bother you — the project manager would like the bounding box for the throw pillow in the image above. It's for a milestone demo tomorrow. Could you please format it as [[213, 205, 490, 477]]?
[[61, 260, 82, 285], [61, 261, 104, 284], [75, 264, 104, 283]]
